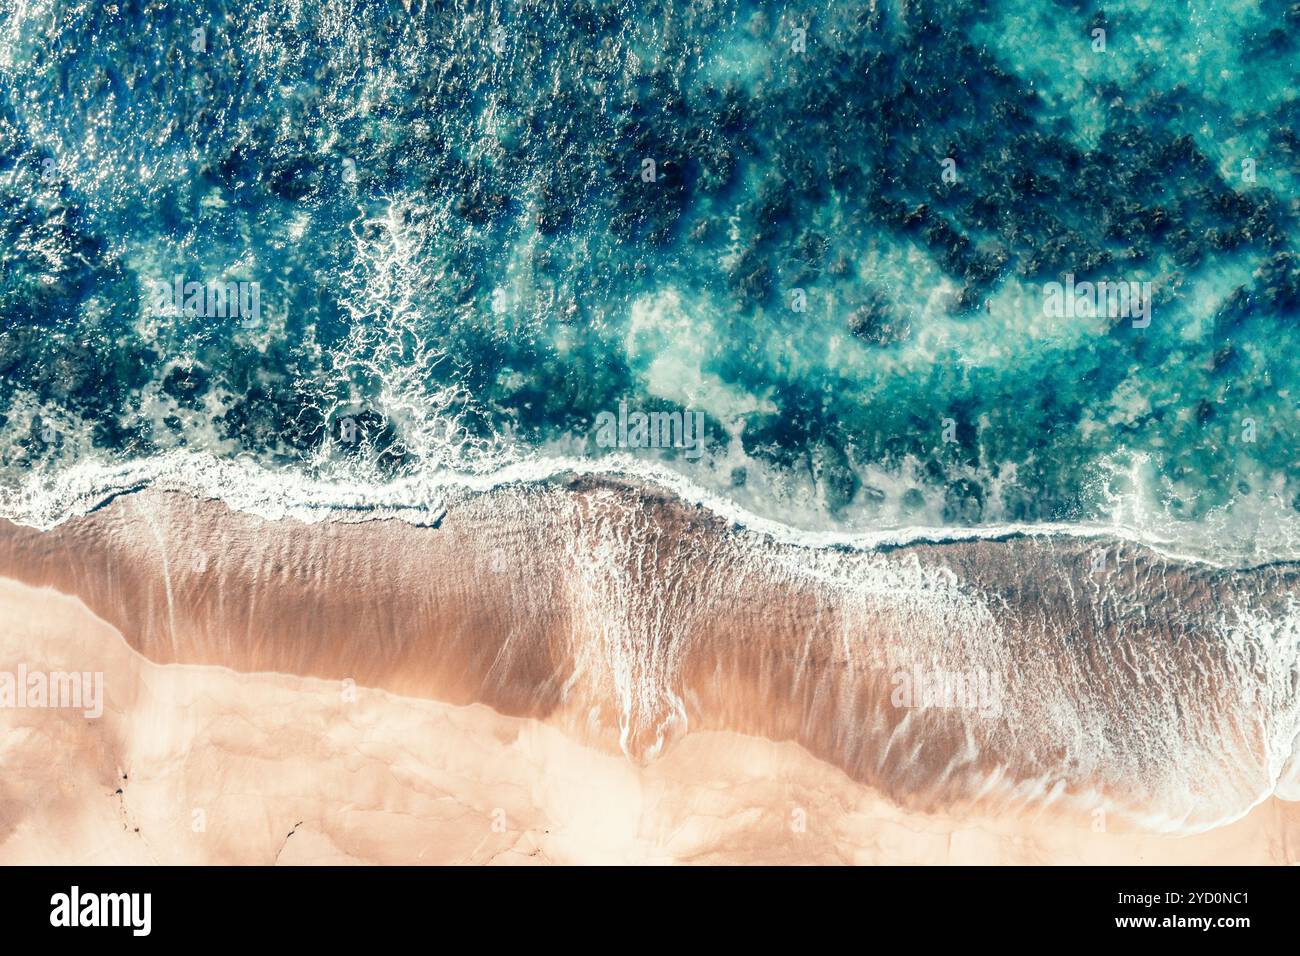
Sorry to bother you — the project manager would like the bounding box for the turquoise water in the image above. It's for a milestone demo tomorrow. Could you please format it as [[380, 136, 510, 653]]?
[[1, 0, 1298, 556]]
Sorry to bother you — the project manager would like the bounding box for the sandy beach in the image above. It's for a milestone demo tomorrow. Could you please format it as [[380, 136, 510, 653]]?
[[0, 480, 1297, 864]]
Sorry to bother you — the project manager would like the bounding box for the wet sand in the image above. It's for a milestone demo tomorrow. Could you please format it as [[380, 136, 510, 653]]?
[[0, 479, 1297, 863]]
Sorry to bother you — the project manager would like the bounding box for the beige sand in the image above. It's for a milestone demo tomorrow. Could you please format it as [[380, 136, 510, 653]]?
[[2, 576, 1296, 865], [4, 483, 1300, 836]]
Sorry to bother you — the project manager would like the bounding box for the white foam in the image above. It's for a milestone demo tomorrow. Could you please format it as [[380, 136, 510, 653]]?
[[1, 443, 1293, 570]]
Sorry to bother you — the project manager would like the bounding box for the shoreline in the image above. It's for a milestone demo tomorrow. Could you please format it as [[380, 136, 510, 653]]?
[[0, 448, 1292, 571]]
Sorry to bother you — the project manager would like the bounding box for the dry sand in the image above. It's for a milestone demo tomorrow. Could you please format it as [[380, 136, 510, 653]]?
[[1, 577, 1296, 865]]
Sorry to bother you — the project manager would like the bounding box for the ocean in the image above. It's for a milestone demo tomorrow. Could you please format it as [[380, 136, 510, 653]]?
[[1, 0, 1296, 559]]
